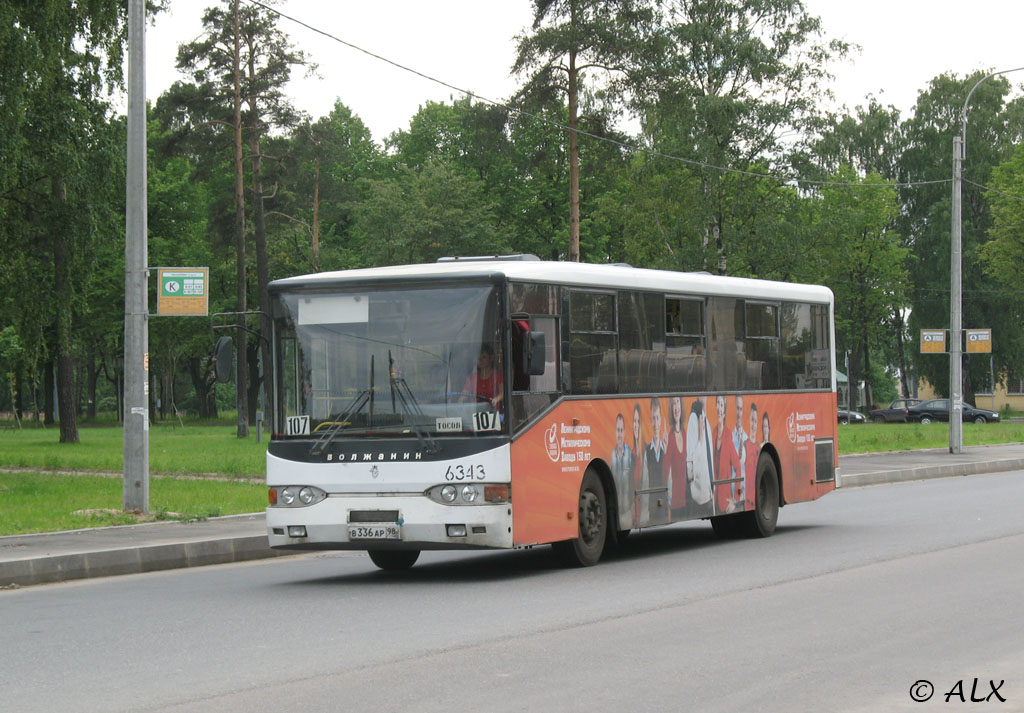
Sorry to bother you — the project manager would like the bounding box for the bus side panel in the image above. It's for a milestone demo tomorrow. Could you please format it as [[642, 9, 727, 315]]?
[[763, 391, 838, 506], [510, 392, 838, 544], [509, 401, 598, 546]]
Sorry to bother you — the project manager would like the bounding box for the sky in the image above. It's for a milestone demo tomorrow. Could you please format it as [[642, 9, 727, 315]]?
[[145, 0, 1024, 144]]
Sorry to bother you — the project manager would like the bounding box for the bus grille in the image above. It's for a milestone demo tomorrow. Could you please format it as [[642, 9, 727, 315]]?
[[814, 440, 835, 483], [349, 510, 400, 523]]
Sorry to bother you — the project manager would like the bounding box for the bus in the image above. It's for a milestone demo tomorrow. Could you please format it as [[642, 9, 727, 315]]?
[[264, 255, 838, 569]]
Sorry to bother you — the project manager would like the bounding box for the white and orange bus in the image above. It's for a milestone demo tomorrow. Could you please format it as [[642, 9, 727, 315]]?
[[265, 256, 838, 569]]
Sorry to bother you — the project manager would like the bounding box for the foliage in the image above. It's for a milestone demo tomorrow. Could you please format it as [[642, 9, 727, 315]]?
[[634, 0, 848, 274], [899, 72, 1024, 401], [4, 3, 1024, 431]]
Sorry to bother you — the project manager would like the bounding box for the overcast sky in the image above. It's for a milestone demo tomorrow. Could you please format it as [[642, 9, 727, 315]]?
[[145, 0, 1024, 144]]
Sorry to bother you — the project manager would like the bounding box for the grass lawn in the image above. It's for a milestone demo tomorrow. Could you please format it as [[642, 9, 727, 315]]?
[[0, 471, 267, 535], [0, 423, 266, 475], [0, 423, 269, 536], [836, 420, 1024, 454]]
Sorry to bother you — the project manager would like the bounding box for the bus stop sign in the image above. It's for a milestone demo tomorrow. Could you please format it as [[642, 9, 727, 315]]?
[[157, 267, 209, 316], [966, 328, 992, 353], [920, 329, 946, 354]]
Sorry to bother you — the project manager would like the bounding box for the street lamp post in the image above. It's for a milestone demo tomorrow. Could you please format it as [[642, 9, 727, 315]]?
[[950, 66, 1024, 454]]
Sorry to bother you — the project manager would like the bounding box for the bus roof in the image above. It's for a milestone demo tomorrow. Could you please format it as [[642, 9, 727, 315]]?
[[269, 259, 834, 305]]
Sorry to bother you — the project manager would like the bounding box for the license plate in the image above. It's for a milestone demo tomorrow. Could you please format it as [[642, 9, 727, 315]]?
[[348, 524, 401, 540]]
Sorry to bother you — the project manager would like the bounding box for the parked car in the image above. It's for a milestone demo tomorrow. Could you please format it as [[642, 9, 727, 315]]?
[[868, 398, 922, 423], [906, 398, 1001, 424], [838, 409, 866, 424]]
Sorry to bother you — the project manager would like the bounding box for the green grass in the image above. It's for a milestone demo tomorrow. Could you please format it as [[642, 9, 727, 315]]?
[[0, 424, 267, 475], [836, 420, 1024, 454], [0, 471, 267, 535], [0, 423, 269, 535]]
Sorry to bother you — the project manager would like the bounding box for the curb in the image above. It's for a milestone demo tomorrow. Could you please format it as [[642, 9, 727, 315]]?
[[1, 534, 287, 588], [839, 458, 1024, 488]]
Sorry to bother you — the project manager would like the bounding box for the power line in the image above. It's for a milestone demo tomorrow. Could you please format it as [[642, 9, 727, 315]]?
[[244, 0, 950, 191], [964, 178, 1024, 202]]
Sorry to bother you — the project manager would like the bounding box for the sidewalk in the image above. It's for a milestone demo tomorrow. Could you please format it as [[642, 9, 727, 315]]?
[[3, 443, 1024, 588]]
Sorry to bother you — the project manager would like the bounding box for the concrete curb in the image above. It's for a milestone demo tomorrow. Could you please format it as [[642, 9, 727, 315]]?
[[840, 457, 1024, 488], [1, 534, 287, 588]]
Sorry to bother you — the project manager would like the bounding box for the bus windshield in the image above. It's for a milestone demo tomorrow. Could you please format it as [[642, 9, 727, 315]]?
[[271, 283, 506, 439]]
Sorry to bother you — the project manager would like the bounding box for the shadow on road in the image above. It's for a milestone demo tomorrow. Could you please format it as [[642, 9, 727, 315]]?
[[275, 520, 826, 587]]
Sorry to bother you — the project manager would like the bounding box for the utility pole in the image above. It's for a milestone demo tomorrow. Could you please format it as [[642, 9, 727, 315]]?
[[124, 0, 149, 512], [949, 135, 963, 454], [951, 66, 1024, 455]]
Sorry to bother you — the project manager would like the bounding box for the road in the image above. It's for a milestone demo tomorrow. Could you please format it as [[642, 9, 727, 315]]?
[[2, 471, 1023, 713]]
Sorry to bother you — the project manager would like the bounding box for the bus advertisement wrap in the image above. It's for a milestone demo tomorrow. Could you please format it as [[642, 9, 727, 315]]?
[[510, 392, 837, 545]]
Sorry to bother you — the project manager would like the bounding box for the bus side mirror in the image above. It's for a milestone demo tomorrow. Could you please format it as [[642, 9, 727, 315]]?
[[524, 331, 546, 376], [214, 336, 234, 383]]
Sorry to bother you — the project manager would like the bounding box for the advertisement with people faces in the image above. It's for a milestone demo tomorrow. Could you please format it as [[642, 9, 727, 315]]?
[[509, 392, 837, 546]]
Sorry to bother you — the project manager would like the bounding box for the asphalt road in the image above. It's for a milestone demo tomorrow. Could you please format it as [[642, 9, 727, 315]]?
[[3, 470, 1023, 713]]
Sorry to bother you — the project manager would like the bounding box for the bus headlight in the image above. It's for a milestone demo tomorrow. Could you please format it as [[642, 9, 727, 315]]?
[[269, 486, 326, 507], [426, 484, 510, 505]]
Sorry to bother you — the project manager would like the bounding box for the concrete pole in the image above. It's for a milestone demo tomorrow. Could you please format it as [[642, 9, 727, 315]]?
[[124, 0, 149, 512], [949, 135, 963, 454], [952, 67, 1024, 455]]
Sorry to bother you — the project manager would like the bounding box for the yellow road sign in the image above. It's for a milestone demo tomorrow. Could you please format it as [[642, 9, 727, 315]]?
[[966, 328, 992, 354], [920, 329, 946, 353]]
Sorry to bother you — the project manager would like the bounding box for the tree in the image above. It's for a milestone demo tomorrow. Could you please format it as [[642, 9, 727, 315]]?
[[810, 100, 914, 397], [0, 1, 132, 442], [812, 169, 906, 408], [351, 160, 510, 267], [980, 141, 1024, 386], [175, 0, 310, 435], [899, 72, 1024, 402], [634, 0, 848, 274], [270, 101, 381, 273], [513, 0, 654, 262]]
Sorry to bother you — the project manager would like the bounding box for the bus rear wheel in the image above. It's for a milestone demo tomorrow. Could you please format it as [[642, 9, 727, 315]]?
[[368, 549, 420, 571], [738, 453, 780, 538], [553, 469, 607, 567]]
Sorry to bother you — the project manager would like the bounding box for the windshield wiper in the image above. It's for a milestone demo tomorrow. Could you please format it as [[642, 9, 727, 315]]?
[[389, 350, 440, 455], [311, 355, 378, 457], [309, 389, 371, 457]]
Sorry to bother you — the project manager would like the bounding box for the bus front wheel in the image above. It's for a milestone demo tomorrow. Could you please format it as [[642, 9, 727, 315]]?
[[368, 549, 420, 571], [553, 469, 607, 567]]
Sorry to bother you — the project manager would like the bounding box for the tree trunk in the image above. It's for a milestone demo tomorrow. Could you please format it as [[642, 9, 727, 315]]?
[[247, 338, 261, 425], [86, 346, 98, 418], [567, 47, 580, 263], [861, 323, 872, 409], [54, 244, 78, 441], [245, 53, 273, 425], [312, 152, 320, 272], [894, 307, 911, 398], [189, 356, 217, 420], [44, 358, 55, 425], [231, 0, 249, 438]]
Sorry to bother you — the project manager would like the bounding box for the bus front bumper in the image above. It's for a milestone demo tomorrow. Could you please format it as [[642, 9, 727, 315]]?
[[266, 495, 514, 551]]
